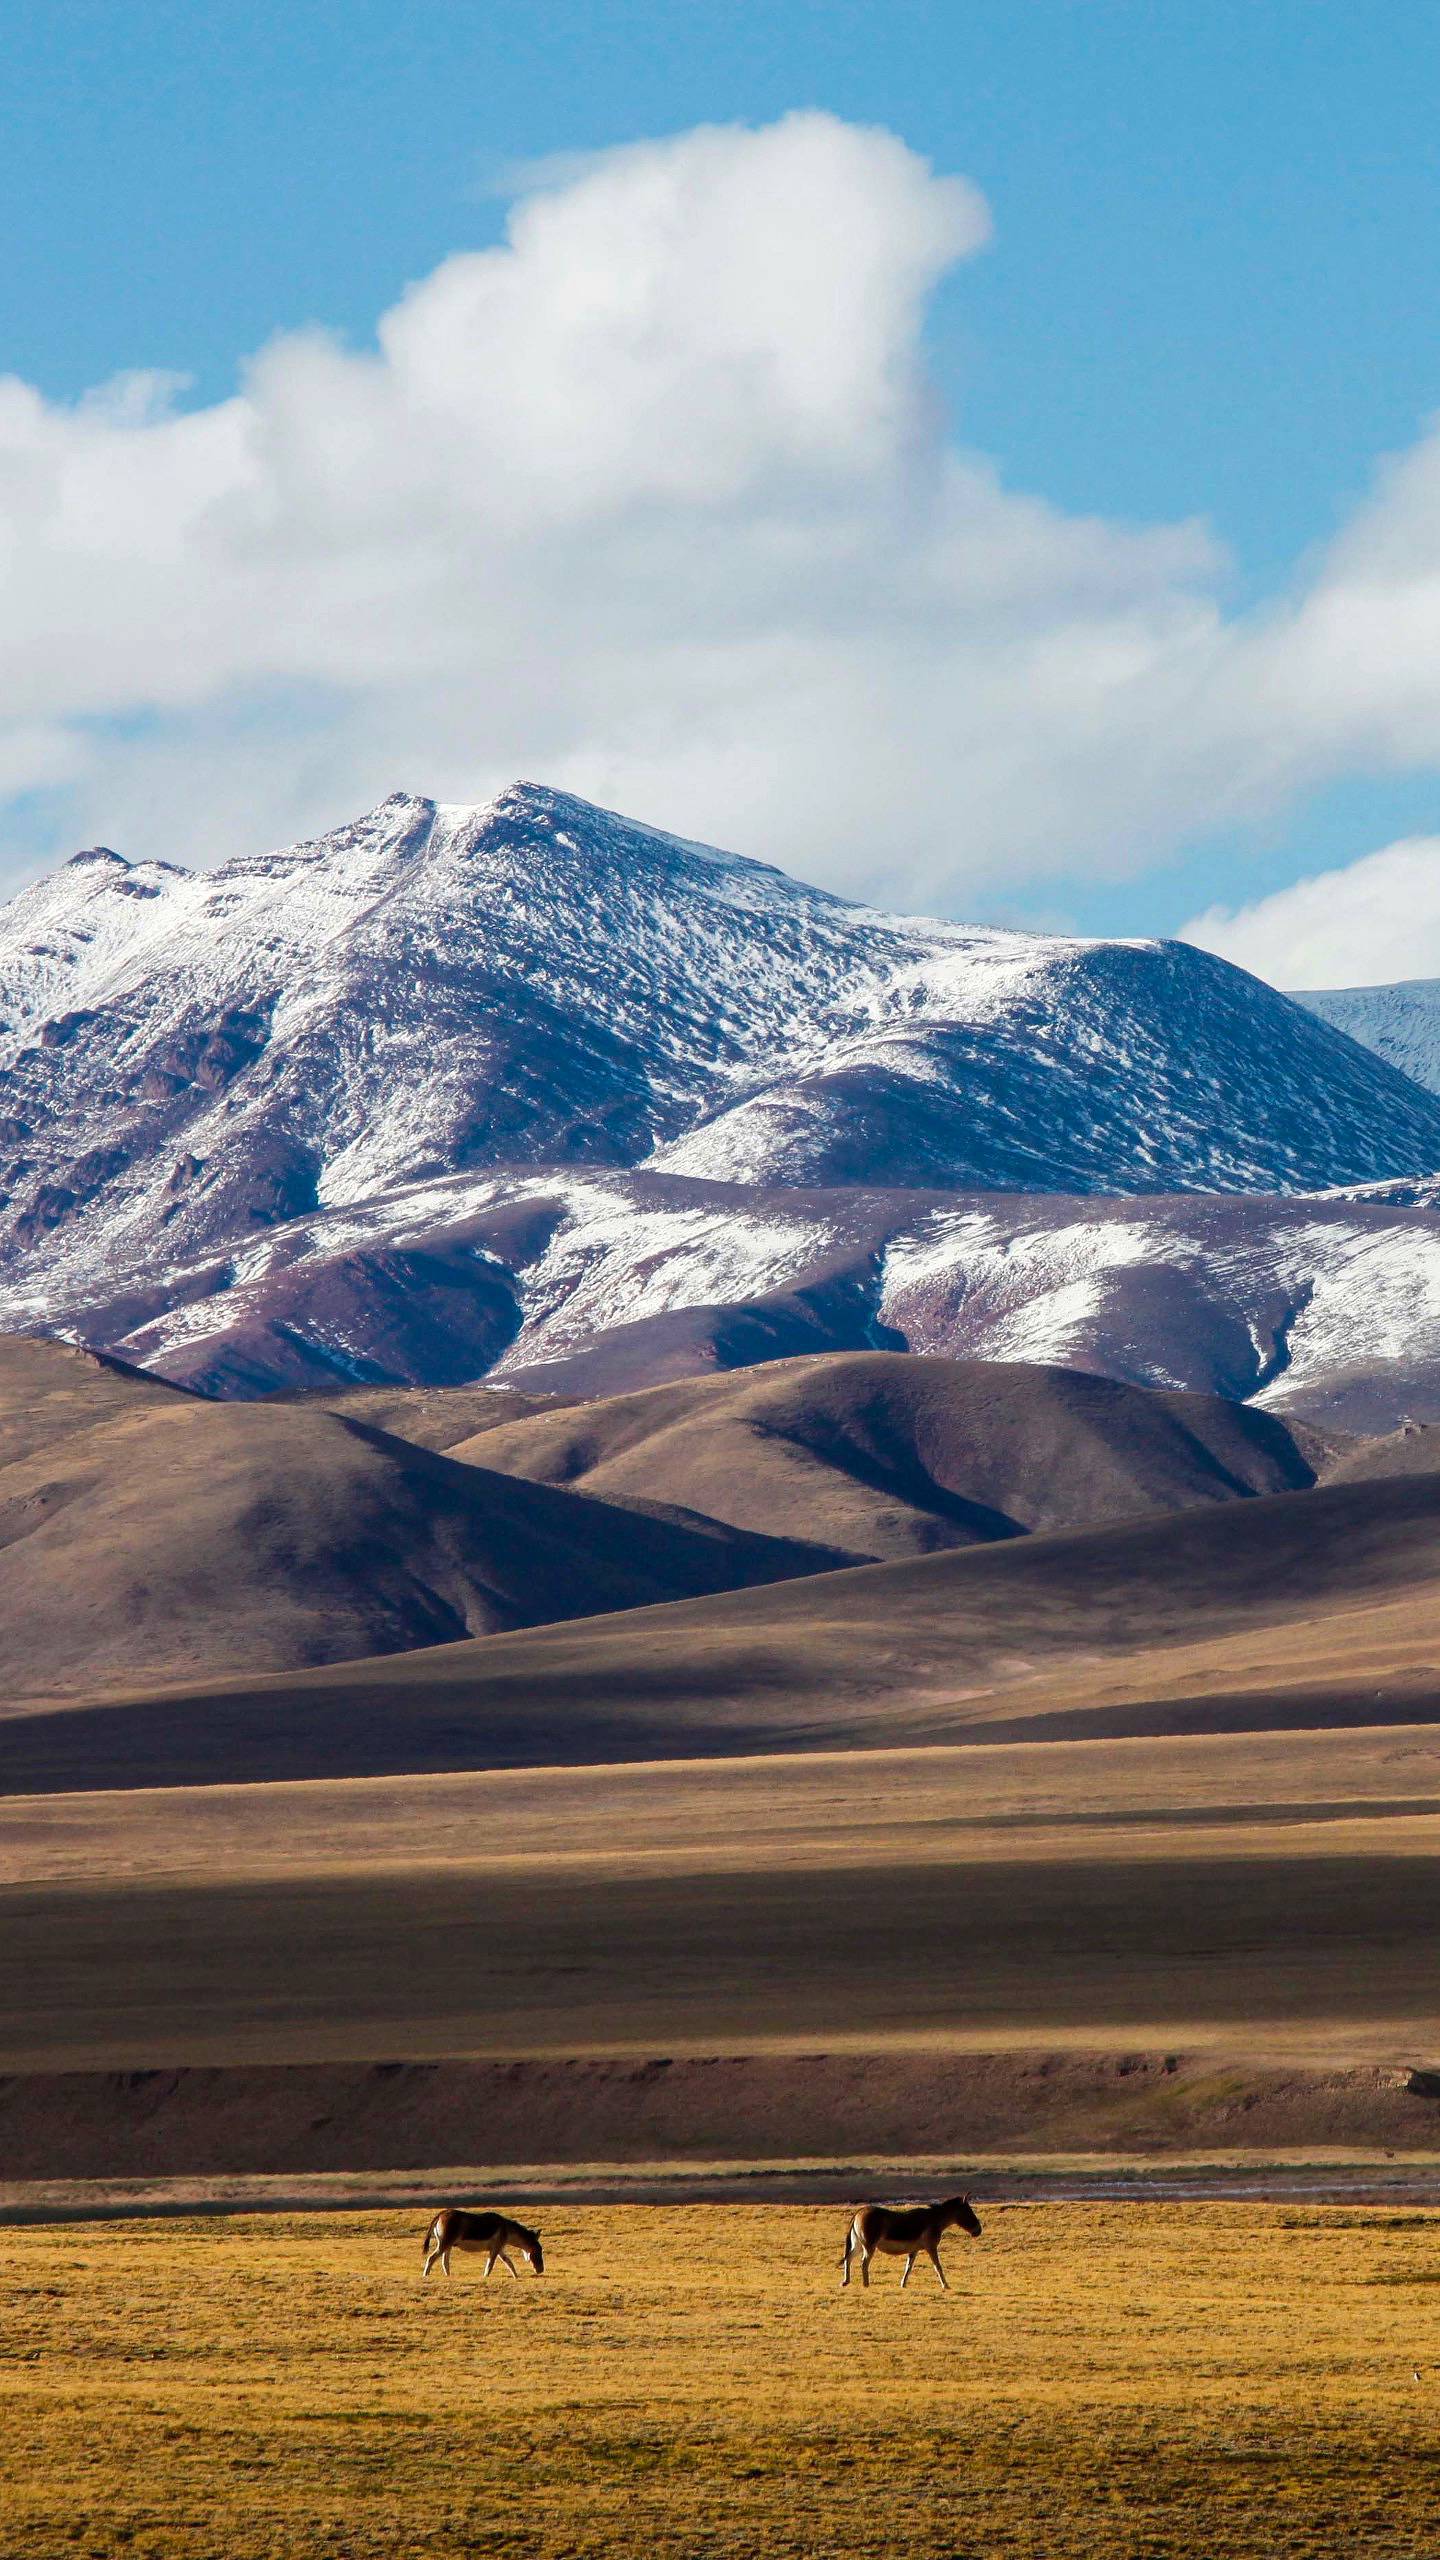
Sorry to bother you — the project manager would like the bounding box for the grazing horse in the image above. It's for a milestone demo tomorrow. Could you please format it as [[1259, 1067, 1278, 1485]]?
[[840, 2195, 982, 2290], [422, 2207, 544, 2281]]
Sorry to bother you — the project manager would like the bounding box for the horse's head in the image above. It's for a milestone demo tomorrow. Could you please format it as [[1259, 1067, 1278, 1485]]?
[[946, 2194, 982, 2239], [523, 2231, 545, 2276]]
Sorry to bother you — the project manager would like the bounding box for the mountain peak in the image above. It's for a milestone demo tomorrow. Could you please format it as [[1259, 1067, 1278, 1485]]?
[[1, 786, 1440, 1364], [479, 776, 688, 836]]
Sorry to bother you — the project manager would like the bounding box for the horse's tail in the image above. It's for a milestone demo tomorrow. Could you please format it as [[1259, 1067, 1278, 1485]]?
[[422, 2212, 443, 2255]]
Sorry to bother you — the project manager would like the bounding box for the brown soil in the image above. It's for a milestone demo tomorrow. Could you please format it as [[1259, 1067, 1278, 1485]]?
[[4, 2049, 1440, 2187]]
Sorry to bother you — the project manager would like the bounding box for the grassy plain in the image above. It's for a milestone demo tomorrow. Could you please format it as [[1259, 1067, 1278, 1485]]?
[[4, 1730, 1440, 2083], [4, 2204, 1440, 2558]]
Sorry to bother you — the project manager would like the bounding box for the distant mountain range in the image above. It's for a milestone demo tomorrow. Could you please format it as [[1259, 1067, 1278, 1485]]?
[[1298, 977, 1440, 1097], [5, 781, 1440, 1419]]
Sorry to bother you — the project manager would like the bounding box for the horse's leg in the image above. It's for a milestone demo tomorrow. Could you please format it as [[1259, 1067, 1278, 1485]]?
[[422, 2246, 439, 2280], [483, 2248, 500, 2279], [442, 2248, 453, 2277], [840, 2226, 854, 2289], [859, 2245, 871, 2289], [499, 2250, 519, 2278], [900, 2252, 916, 2289], [930, 2244, 949, 2290]]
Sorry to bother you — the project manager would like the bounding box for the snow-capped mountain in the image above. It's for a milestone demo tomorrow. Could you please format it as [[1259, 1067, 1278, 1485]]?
[[5, 780, 1440, 1329], [55, 1161, 1440, 1432], [1297, 978, 1440, 1097]]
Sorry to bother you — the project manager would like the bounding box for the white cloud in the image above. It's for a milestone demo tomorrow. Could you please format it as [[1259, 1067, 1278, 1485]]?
[[5, 108, 1440, 911], [1183, 837, 1440, 989]]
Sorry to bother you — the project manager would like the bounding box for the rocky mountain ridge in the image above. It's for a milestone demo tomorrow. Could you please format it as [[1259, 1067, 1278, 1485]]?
[[5, 782, 1440, 1412]]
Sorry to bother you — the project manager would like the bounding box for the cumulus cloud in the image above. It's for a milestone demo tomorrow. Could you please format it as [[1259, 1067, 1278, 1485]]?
[[5, 108, 1440, 908], [1183, 838, 1440, 989]]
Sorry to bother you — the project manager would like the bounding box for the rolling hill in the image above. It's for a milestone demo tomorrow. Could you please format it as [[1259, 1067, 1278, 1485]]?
[[44, 1164, 1440, 1431], [449, 1350, 1329, 1557], [8, 1461, 1440, 1792], [2, 1349, 1439, 2156], [0, 1341, 842, 1697], [0, 1340, 1348, 1701]]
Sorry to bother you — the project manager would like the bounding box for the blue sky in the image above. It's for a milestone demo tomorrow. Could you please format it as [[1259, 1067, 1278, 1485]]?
[[5, 0, 1440, 976]]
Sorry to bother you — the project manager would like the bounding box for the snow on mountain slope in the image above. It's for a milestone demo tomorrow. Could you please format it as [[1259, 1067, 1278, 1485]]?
[[37, 1160, 1440, 1434], [0, 785, 878, 1296], [5, 784, 1440, 1332], [651, 932, 1430, 1192], [1297, 979, 1440, 1097], [482, 1182, 1440, 1433]]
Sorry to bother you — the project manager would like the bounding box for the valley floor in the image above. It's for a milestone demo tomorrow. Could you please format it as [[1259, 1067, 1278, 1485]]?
[[2, 1731, 1438, 2095], [4, 2203, 1440, 2559]]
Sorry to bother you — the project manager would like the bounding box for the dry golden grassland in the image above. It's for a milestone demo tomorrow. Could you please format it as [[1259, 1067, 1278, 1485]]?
[[8, 1734, 1440, 2078], [3, 2205, 1440, 2557]]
